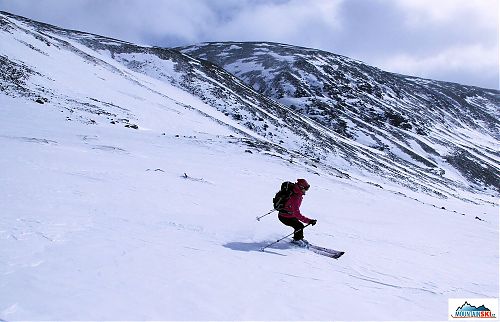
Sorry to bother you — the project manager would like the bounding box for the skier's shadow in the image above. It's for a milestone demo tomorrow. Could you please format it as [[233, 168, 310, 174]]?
[[223, 241, 292, 256]]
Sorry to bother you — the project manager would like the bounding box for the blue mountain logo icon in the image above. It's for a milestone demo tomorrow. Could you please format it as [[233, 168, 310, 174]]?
[[452, 301, 497, 319]]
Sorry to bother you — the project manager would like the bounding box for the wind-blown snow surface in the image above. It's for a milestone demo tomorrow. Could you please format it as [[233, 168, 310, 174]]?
[[1, 98, 498, 320], [0, 12, 498, 321]]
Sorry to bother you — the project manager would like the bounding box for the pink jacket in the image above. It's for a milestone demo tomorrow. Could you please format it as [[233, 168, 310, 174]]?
[[278, 184, 312, 224]]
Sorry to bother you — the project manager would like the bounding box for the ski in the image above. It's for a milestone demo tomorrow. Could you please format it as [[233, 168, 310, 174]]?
[[308, 244, 342, 254], [308, 244, 345, 259], [289, 240, 345, 259]]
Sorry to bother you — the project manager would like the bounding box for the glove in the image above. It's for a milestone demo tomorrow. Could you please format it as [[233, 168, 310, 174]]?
[[309, 219, 317, 226]]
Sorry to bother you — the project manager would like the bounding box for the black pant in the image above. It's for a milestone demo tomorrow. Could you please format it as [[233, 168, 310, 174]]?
[[278, 215, 304, 240]]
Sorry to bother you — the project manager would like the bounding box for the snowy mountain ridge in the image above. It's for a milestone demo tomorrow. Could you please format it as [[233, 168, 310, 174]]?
[[180, 42, 500, 193], [0, 11, 498, 321], [2, 11, 499, 200]]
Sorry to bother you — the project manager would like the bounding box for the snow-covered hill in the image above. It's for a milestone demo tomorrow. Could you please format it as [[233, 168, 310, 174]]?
[[181, 42, 500, 193], [3, 12, 500, 199], [0, 11, 498, 321]]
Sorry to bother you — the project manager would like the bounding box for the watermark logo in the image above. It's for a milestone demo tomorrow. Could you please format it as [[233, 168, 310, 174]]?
[[449, 299, 498, 320]]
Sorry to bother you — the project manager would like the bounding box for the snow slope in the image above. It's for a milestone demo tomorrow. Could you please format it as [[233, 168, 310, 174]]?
[[181, 42, 500, 192], [1, 94, 498, 321], [0, 11, 498, 321]]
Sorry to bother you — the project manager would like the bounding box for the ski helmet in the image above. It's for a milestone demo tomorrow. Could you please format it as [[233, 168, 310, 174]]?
[[296, 178, 310, 190]]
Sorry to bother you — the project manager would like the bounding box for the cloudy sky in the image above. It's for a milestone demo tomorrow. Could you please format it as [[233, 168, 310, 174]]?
[[1, 0, 498, 89]]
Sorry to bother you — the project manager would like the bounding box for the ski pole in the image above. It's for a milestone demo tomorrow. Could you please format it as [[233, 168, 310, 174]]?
[[256, 209, 276, 221], [260, 223, 311, 252]]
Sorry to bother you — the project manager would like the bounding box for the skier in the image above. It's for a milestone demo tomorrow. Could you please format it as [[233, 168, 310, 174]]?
[[277, 178, 317, 246]]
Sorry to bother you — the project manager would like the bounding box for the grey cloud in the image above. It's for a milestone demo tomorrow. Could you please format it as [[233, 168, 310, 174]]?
[[0, 0, 497, 88]]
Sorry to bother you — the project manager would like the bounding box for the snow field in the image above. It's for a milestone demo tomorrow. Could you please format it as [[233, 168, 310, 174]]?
[[1, 97, 498, 320]]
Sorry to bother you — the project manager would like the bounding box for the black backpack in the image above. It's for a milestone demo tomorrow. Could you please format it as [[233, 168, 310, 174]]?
[[273, 181, 295, 212]]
